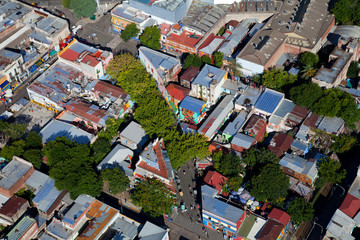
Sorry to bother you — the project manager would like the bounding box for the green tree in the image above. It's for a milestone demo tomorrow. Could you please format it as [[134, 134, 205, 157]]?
[[98, 118, 125, 141], [213, 52, 223, 68], [347, 61, 360, 79], [260, 69, 297, 92], [121, 23, 140, 42], [165, 130, 209, 170], [331, 0, 360, 25], [299, 52, 319, 67], [183, 54, 203, 70], [102, 168, 130, 194], [248, 164, 289, 204], [227, 59, 242, 80], [91, 137, 111, 163], [15, 189, 35, 205], [62, 0, 71, 8], [301, 64, 317, 80], [107, 53, 144, 80], [201, 55, 212, 65], [0, 140, 25, 161], [131, 178, 175, 217], [287, 198, 314, 225], [331, 134, 357, 153], [212, 151, 243, 177], [227, 175, 243, 192], [0, 121, 26, 144], [289, 83, 323, 108], [70, 0, 97, 18], [44, 137, 102, 199], [140, 26, 161, 50], [25, 132, 43, 149], [23, 149, 42, 169], [318, 158, 346, 184], [242, 147, 278, 169]]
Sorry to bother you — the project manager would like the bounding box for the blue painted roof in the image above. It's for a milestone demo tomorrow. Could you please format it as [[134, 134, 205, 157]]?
[[231, 133, 255, 149], [33, 178, 63, 213], [192, 64, 226, 87], [179, 96, 205, 113], [201, 185, 244, 223], [223, 111, 247, 136], [255, 89, 284, 114]]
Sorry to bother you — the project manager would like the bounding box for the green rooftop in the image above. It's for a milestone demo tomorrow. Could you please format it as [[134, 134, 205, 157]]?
[[6, 216, 35, 240], [237, 214, 257, 238]]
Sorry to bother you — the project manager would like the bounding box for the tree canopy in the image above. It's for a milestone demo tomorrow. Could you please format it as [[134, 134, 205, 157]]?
[[0, 140, 25, 161], [213, 52, 223, 68], [289, 83, 323, 109], [70, 0, 97, 18], [131, 178, 175, 217], [183, 54, 203, 70], [312, 88, 360, 127], [44, 137, 102, 199], [91, 137, 111, 163], [347, 61, 360, 79], [241, 147, 278, 169], [201, 55, 212, 65], [331, 0, 360, 26], [227, 59, 242, 80], [62, 0, 71, 8], [287, 198, 314, 225], [258, 69, 297, 92], [299, 52, 319, 67], [102, 168, 130, 194], [0, 121, 26, 144], [121, 23, 139, 42], [140, 26, 161, 50], [318, 158, 346, 185], [331, 134, 357, 153], [248, 164, 289, 204]]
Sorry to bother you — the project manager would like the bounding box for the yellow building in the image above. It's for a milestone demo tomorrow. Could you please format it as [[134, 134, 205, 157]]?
[[111, 4, 150, 34]]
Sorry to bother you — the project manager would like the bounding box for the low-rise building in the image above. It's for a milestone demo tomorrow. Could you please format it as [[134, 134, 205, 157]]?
[[237, 213, 267, 240], [165, 83, 190, 114], [203, 170, 228, 197], [5, 216, 38, 240], [138, 221, 169, 240], [119, 121, 148, 152], [231, 132, 256, 153], [267, 99, 295, 133], [191, 64, 227, 105], [324, 209, 356, 240], [164, 24, 202, 55], [32, 178, 67, 217], [280, 154, 318, 186], [243, 114, 267, 144], [201, 185, 245, 239], [58, 39, 113, 80], [222, 111, 248, 142], [25, 170, 50, 195], [134, 138, 176, 194], [198, 33, 225, 57], [139, 46, 181, 97], [0, 196, 29, 226], [254, 88, 284, 117], [0, 49, 25, 85], [316, 116, 345, 136], [198, 95, 234, 140], [268, 132, 294, 158], [179, 66, 200, 89], [234, 86, 262, 112], [40, 119, 95, 144], [179, 95, 206, 125], [0, 156, 34, 198], [97, 144, 134, 177], [256, 208, 291, 240]]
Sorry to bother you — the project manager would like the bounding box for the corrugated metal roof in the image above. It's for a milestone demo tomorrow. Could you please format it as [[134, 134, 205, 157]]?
[[25, 170, 50, 195], [280, 153, 318, 181], [273, 99, 295, 118], [0, 157, 32, 190], [192, 64, 226, 87], [33, 178, 63, 213], [317, 116, 345, 134], [138, 221, 167, 240], [6, 216, 35, 240], [179, 95, 205, 113], [231, 132, 255, 149], [255, 89, 284, 114], [120, 121, 148, 145], [223, 111, 248, 136]]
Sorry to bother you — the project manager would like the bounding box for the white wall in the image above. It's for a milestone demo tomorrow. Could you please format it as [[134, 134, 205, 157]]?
[[236, 58, 264, 76]]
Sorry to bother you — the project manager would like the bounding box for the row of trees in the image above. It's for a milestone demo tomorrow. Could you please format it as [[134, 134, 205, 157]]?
[[183, 52, 224, 70], [62, 0, 97, 18], [107, 53, 210, 169], [290, 84, 360, 127]]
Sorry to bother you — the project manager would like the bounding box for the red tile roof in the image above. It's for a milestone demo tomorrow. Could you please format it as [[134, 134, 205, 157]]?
[[291, 105, 308, 119], [180, 66, 200, 82], [268, 133, 294, 158], [59, 48, 79, 61], [166, 83, 190, 101], [203, 170, 228, 195], [0, 196, 28, 218], [93, 81, 126, 99], [80, 55, 100, 67], [268, 208, 291, 226], [227, 20, 240, 28], [167, 30, 202, 48], [172, 23, 182, 30], [256, 219, 285, 240], [339, 193, 360, 218]]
